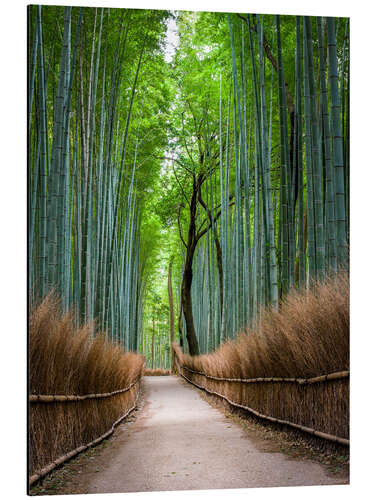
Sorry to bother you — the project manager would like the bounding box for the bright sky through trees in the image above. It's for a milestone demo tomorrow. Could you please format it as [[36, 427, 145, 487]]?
[[164, 11, 179, 62]]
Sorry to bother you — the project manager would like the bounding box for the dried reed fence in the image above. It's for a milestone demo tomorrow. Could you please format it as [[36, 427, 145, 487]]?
[[144, 368, 171, 376], [173, 273, 349, 446], [29, 295, 144, 485]]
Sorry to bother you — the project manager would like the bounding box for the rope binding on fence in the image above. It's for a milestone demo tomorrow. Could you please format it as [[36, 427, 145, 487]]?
[[29, 376, 141, 403], [175, 360, 349, 447], [29, 380, 141, 486], [181, 366, 349, 385]]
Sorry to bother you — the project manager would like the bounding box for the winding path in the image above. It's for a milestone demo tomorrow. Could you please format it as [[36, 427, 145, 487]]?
[[73, 376, 347, 494]]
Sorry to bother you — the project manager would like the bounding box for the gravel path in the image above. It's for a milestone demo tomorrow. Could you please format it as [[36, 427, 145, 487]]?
[[74, 376, 347, 494]]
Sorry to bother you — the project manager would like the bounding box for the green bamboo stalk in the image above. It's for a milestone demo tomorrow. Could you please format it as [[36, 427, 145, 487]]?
[[47, 7, 72, 292], [56, 7, 72, 301], [104, 39, 145, 328], [240, 26, 252, 325], [252, 115, 259, 321], [304, 16, 325, 280], [303, 19, 316, 282], [295, 17, 306, 286], [340, 20, 349, 240], [317, 16, 337, 274], [28, 12, 38, 135], [327, 17, 347, 269], [220, 92, 231, 343], [36, 5, 48, 298], [275, 15, 290, 295], [257, 15, 278, 309]]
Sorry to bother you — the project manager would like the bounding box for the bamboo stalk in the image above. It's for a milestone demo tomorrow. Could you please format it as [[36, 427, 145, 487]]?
[[327, 17, 347, 269], [317, 17, 337, 274], [304, 17, 325, 280], [295, 17, 306, 287], [276, 15, 292, 294], [303, 21, 316, 282]]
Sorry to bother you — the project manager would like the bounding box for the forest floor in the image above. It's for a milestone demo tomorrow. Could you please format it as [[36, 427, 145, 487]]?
[[30, 376, 349, 495]]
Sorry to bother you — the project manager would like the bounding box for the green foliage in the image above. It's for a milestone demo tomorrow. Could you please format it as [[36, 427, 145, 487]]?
[[28, 5, 172, 351], [29, 6, 349, 362]]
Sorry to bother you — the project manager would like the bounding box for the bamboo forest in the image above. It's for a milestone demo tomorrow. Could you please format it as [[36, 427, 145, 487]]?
[[28, 4, 350, 494]]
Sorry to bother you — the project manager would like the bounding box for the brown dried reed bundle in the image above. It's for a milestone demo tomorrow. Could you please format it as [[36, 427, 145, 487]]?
[[29, 294, 144, 477], [173, 273, 349, 442], [178, 272, 349, 379]]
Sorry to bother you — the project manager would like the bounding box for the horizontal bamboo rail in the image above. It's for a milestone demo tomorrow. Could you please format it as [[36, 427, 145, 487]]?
[[176, 362, 349, 447], [29, 377, 141, 403], [29, 382, 140, 487], [182, 366, 349, 385]]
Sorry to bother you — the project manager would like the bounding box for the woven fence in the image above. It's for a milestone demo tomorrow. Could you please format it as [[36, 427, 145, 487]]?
[[29, 375, 142, 485], [173, 344, 349, 446], [29, 295, 147, 486]]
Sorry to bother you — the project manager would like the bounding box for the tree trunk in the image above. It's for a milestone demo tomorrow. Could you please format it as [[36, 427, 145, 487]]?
[[178, 299, 184, 348], [214, 233, 223, 316], [179, 175, 201, 356], [181, 261, 199, 355]]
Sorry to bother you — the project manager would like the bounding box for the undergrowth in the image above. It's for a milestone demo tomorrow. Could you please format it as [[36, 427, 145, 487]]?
[[29, 293, 144, 478], [174, 273, 349, 446]]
